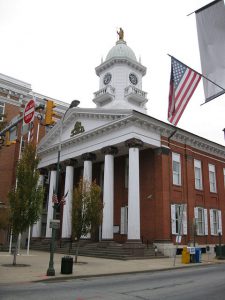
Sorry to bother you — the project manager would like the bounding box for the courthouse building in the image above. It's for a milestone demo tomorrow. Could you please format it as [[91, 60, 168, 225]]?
[[35, 33, 225, 256]]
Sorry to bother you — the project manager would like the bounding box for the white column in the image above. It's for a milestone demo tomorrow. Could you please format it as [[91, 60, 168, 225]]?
[[126, 139, 143, 241], [102, 154, 114, 239], [101, 146, 117, 240], [81, 153, 96, 239], [32, 174, 44, 237], [83, 160, 92, 184], [62, 165, 74, 238], [46, 170, 57, 238]]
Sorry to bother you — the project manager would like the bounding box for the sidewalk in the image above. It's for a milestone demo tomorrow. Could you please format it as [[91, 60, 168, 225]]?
[[0, 250, 222, 285]]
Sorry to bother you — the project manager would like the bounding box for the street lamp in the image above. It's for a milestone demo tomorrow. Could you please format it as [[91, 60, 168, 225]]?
[[46, 100, 80, 276]]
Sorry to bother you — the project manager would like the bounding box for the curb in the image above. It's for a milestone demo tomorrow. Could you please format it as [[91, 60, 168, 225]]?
[[34, 260, 220, 283]]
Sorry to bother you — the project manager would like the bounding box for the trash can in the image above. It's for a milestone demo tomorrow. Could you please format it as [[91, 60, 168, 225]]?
[[181, 247, 190, 264], [195, 248, 201, 263], [61, 256, 73, 274], [215, 245, 225, 259]]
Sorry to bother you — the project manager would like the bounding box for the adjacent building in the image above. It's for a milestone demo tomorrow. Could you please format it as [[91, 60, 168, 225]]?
[[0, 73, 68, 246]]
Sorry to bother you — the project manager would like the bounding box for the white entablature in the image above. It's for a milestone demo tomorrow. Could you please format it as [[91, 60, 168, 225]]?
[[37, 109, 164, 168], [37, 106, 225, 169]]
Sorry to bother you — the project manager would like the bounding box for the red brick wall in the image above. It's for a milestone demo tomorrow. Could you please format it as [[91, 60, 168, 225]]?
[[0, 102, 47, 244], [167, 138, 225, 245], [103, 140, 225, 246]]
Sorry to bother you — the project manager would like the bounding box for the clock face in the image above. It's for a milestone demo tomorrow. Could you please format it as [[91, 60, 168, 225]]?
[[129, 73, 138, 85], [103, 73, 112, 85]]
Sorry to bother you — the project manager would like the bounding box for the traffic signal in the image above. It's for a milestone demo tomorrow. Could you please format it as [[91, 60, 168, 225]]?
[[45, 100, 57, 125]]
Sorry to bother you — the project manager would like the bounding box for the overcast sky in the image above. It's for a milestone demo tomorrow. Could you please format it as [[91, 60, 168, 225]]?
[[1, 0, 225, 145]]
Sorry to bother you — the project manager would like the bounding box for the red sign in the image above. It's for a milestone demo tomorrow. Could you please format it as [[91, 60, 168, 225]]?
[[23, 99, 35, 124]]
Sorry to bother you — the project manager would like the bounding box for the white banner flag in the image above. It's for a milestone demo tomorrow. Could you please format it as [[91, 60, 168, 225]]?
[[195, 0, 225, 102]]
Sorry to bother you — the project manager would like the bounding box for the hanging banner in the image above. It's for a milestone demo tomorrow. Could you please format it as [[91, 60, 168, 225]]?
[[195, 0, 225, 102]]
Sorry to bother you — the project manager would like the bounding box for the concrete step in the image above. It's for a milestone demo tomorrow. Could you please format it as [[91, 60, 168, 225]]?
[[30, 239, 167, 260]]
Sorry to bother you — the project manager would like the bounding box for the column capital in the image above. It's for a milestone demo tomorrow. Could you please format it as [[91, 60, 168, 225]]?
[[46, 164, 57, 171], [125, 138, 143, 148], [38, 168, 48, 175], [101, 146, 118, 155], [81, 152, 96, 161], [62, 158, 77, 167]]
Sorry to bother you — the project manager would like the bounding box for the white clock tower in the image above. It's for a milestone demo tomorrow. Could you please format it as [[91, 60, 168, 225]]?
[[93, 29, 148, 113]]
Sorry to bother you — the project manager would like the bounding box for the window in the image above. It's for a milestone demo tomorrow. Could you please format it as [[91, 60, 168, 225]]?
[[210, 209, 222, 235], [120, 206, 128, 234], [172, 153, 181, 185], [0, 101, 5, 121], [125, 157, 128, 188], [194, 207, 208, 235], [223, 168, 225, 188], [208, 164, 217, 193], [171, 204, 187, 235], [99, 163, 104, 190], [194, 159, 203, 190]]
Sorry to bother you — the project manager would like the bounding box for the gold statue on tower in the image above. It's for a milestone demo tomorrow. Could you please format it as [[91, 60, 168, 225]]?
[[117, 28, 124, 41]]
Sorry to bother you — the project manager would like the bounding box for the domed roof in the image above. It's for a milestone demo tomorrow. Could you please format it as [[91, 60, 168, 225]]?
[[106, 40, 137, 62]]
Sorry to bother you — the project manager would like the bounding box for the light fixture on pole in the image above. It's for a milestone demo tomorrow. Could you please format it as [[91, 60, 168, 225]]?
[[46, 100, 80, 276]]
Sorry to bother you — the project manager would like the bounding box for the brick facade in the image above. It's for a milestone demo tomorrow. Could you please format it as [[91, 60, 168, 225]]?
[[52, 137, 225, 249], [0, 73, 68, 246]]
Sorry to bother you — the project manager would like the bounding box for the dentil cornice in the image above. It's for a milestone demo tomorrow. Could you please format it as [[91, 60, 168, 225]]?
[[95, 57, 146, 76]]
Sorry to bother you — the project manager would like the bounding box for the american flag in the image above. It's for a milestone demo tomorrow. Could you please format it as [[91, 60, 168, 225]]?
[[168, 57, 201, 126], [60, 191, 68, 206], [60, 196, 66, 206], [52, 193, 58, 204]]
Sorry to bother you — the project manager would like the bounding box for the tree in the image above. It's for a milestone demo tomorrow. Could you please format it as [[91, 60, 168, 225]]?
[[72, 178, 102, 263], [8, 144, 44, 265]]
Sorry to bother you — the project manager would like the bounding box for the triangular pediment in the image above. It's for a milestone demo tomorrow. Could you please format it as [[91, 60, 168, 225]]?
[[38, 108, 133, 152]]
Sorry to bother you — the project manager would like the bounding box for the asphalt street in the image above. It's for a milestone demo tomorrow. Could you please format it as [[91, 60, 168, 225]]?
[[1, 263, 225, 300]]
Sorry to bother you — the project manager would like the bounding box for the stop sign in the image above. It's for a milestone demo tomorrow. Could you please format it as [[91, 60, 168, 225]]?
[[23, 99, 35, 124]]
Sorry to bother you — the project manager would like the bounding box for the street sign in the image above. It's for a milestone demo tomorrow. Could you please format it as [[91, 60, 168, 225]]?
[[176, 235, 182, 243], [49, 219, 60, 229], [23, 99, 35, 124], [187, 247, 196, 254]]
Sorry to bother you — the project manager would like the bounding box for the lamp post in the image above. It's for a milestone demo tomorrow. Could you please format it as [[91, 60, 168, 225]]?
[[46, 100, 80, 276]]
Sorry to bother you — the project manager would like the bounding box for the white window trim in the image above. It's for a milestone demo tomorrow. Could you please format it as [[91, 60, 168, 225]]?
[[120, 206, 128, 234], [223, 168, 225, 188], [0, 101, 5, 122], [210, 209, 222, 236], [208, 164, 217, 193], [194, 207, 208, 235], [125, 157, 128, 189], [194, 159, 203, 190], [172, 153, 181, 186], [171, 204, 187, 235]]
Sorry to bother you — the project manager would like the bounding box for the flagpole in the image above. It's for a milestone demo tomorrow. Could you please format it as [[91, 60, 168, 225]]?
[[187, 0, 221, 16], [200, 90, 225, 105], [167, 54, 225, 92]]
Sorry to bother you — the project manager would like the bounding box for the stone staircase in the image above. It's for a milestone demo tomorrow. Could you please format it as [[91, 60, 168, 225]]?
[[30, 239, 166, 260]]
